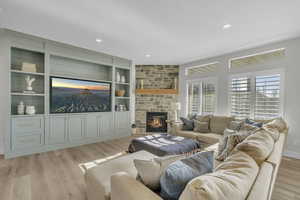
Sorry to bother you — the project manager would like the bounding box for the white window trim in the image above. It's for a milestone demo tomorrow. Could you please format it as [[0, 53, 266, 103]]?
[[185, 61, 219, 76], [229, 68, 285, 119], [186, 77, 218, 116]]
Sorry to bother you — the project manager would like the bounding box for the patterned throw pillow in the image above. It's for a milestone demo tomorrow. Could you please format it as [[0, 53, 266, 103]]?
[[217, 128, 236, 157], [216, 131, 252, 161], [228, 120, 244, 131], [180, 117, 194, 131], [193, 120, 210, 133]]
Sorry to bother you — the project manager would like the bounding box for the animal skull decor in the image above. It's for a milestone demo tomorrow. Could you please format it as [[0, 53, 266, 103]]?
[[25, 76, 36, 91]]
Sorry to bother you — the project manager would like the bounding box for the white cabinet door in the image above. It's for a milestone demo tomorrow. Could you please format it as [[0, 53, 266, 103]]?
[[86, 115, 100, 138], [98, 113, 114, 139], [48, 116, 67, 145], [68, 115, 86, 141], [114, 111, 131, 137]]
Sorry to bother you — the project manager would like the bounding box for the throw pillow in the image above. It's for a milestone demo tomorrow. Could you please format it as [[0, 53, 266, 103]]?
[[180, 151, 259, 200], [217, 128, 236, 157], [134, 154, 184, 190], [216, 131, 251, 161], [210, 116, 235, 134], [187, 113, 197, 120], [228, 120, 244, 131], [193, 120, 210, 133], [264, 117, 287, 133], [160, 151, 214, 200], [237, 129, 275, 165], [245, 118, 263, 128], [180, 117, 194, 131]]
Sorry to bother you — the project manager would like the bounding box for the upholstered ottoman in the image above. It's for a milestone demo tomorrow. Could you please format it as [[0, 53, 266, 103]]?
[[85, 150, 157, 200]]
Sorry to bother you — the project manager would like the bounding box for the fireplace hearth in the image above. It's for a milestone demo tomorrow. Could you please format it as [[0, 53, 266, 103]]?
[[146, 112, 168, 133]]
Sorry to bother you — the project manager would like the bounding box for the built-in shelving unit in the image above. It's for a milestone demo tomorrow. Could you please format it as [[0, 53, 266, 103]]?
[[115, 67, 130, 112], [4, 30, 133, 158]]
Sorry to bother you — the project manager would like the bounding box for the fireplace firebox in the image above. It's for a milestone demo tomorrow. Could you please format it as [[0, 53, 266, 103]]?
[[146, 112, 168, 133]]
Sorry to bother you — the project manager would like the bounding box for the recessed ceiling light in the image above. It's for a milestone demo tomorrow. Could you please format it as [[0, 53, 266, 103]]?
[[145, 54, 151, 58], [96, 38, 102, 43], [223, 24, 232, 29]]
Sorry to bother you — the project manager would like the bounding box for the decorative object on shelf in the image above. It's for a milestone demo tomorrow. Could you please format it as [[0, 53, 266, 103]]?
[[121, 75, 126, 83], [25, 105, 36, 115], [116, 71, 121, 82], [21, 62, 37, 73], [116, 90, 125, 97], [119, 104, 127, 111], [17, 101, 25, 115], [24, 76, 36, 92], [140, 79, 144, 89]]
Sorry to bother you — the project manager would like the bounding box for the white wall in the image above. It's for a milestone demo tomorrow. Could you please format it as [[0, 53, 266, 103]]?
[[179, 37, 300, 159]]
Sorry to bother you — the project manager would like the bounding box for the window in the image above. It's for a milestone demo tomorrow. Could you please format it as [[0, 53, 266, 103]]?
[[230, 71, 283, 120], [186, 62, 218, 76], [187, 80, 216, 115]]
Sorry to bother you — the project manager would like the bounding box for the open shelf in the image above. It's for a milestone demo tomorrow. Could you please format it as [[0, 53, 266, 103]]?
[[115, 82, 130, 85], [11, 93, 45, 96], [135, 89, 178, 95], [11, 69, 45, 76]]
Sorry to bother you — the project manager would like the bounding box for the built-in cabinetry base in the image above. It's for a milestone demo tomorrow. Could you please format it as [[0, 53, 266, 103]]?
[[9, 112, 131, 158]]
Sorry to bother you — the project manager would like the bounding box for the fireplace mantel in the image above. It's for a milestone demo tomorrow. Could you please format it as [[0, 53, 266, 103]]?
[[136, 89, 178, 95]]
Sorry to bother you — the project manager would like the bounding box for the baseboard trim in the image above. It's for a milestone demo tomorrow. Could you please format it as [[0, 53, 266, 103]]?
[[283, 151, 300, 160]]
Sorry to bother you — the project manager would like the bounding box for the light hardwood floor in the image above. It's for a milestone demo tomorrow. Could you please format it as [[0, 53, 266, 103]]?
[[0, 136, 299, 200]]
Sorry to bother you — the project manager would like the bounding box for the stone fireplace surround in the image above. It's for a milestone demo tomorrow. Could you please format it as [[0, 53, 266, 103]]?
[[135, 65, 179, 134]]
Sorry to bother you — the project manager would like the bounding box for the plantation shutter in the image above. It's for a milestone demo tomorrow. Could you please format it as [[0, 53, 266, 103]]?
[[188, 83, 201, 115], [230, 77, 251, 119], [202, 83, 215, 114], [255, 74, 281, 119]]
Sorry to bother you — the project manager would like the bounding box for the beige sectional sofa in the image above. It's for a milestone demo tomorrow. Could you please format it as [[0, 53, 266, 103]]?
[[85, 116, 287, 200]]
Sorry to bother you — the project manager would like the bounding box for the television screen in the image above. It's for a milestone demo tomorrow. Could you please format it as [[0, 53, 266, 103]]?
[[50, 77, 111, 113]]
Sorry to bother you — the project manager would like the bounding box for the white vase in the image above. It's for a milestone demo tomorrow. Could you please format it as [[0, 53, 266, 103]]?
[[26, 106, 36, 115], [116, 72, 121, 82], [17, 101, 25, 115], [121, 75, 126, 83]]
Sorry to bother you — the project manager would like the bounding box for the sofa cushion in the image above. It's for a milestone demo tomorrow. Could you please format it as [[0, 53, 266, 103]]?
[[195, 115, 211, 123], [210, 116, 234, 134], [236, 129, 275, 165], [196, 133, 222, 144], [180, 117, 194, 131], [160, 151, 214, 200], [134, 154, 185, 190], [176, 130, 199, 140], [262, 118, 287, 141], [193, 120, 210, 133], [85, 150, 156, 200], [179, 151, 259, 200]]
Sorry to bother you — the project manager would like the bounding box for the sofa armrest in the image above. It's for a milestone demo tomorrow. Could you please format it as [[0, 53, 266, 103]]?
[[111, 172, 163, 200]]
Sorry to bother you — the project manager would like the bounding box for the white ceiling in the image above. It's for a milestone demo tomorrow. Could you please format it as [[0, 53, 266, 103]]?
[[1, 0, 300, 65]]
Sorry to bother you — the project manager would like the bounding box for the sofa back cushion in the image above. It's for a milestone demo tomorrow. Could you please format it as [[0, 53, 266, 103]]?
[[236, 129, 275, 165], [210, 116, 235, 134], [179, 151, 259, 200]]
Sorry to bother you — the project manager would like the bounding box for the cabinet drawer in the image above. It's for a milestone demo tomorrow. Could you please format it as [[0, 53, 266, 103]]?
[[12, 117, 44, 134], [12, 134, 43, 150]]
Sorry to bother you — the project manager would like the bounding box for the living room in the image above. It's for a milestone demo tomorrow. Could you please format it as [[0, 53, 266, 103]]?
[[0, 1, 299, 200]]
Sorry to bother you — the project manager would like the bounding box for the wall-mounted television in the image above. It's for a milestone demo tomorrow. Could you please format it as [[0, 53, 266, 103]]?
[[50, 77, 111, 113]]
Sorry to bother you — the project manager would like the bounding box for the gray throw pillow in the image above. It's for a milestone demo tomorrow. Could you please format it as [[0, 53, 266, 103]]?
[[160, 151, 214, 200], [193, 120, 210, 133], [180, 117, 194, 131]]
